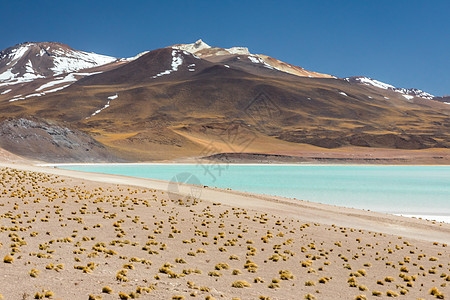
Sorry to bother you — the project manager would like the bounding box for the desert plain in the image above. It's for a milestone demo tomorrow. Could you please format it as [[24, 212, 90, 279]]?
[[0, 159, 448, 300]]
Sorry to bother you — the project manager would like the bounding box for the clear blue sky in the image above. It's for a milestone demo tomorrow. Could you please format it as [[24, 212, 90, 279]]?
[[1, 0, 449, 96]]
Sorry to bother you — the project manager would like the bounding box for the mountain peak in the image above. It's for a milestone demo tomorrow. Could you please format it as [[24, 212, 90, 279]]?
[[194, 39, 206, 45], [0, 42, 117, 85], [172, 39, 211, 54], [170, 40, 333, 78], [171, 39, 251, 57]]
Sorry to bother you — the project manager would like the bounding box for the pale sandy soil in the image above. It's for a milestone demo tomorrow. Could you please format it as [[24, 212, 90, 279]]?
[[0, 162, 448, 300]]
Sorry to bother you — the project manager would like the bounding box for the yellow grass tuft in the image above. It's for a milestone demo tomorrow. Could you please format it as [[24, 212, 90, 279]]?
[[386, 290, 399, 297], [215, 263, 230, 270], [372, 291, 382, 296], [254, 277, 265, 283], [279, 270, 295, 280], [231, 281, 251, 288], [3, 255, 14, 264], [429, 287, 444, 299], [29, 268, 40, 277]]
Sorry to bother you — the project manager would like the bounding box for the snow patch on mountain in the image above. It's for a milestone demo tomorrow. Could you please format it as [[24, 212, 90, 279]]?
[[36, 74, 77, 91], [0, 58, 45, 84], [348, 77, 395, 90], [0, 69, 16, 81], [87, 94, 118, 119], [4, 44, 33, 66], [8, 95, 25, 102], [6, 71, 103, 102], [172, 51, 183, 70], [173, 39, 252, 57], [402, 95, 414, 100], [50, 48, 116, 75], [8, 84, 71, 102], [227, 47, 250, 55], [187, 63, 196, 72], [248, 56, 260, 64], [173, 39, 211, 54], [42, 85, 71, 94], [152, 50, 183, 78], [0, 42, 116, 88], [395, 88, 434, 100], [36, 72, 102, 92], [344, 76, 435, 100], [123, 51, 150, 62], [247, 55, 280, 70]]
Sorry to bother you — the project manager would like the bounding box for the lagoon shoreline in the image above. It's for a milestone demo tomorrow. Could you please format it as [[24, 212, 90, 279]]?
[[0, 161, 449, 299], [2, 161, 449, 242], [47, 162, 450, 224]]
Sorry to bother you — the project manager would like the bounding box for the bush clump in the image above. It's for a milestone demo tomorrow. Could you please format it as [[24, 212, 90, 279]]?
[[231, 281, 251, 288]]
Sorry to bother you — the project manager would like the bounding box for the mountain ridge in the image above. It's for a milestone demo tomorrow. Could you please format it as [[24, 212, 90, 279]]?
[[344, 76, 435, 100], [170, 39, 335, 79], [0, 40, 446, 98], [0, 42, 117, 82], [0, 40, 448, 163]]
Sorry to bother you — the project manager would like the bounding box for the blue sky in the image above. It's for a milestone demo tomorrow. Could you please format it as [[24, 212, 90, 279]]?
[[1, 0, 449, 95]]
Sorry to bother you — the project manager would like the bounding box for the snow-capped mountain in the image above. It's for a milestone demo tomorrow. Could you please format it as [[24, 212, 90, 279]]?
[[0, 42, 117, 86], [172, 39, 215, 55], [344, 76, 435, 100], [0, 40, 448, 163], [170, 39, 334, 79], [171, 39, 250, 56], [0, 40, 445, 106]]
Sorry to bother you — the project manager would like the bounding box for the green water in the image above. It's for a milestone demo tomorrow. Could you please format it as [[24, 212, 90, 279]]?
[[58, 164, 450, 216]]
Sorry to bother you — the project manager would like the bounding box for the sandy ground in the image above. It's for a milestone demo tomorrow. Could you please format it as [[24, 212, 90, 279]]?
[[0, 162, 448, 299]]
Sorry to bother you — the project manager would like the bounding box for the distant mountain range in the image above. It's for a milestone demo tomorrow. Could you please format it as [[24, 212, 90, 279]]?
[[0, 40, 448, 162]]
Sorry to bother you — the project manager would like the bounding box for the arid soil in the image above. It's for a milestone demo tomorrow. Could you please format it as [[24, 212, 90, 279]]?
[[0, 163, 448, 299]]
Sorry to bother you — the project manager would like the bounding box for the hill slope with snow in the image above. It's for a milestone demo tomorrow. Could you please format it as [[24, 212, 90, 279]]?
[[171, 39, 334, 79], [0, 42, 117, 86], [344, 76, 435, 100]]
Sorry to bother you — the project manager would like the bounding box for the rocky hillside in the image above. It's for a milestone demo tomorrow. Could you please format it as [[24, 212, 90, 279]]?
[[0, 118, 121, 162]]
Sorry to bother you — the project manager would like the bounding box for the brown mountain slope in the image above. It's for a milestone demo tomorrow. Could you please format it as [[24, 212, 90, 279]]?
[[0, 46, 449, 162]]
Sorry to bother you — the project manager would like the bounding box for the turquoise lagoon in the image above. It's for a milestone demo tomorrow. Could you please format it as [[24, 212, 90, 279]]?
[[57, 164, 450, 221]]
